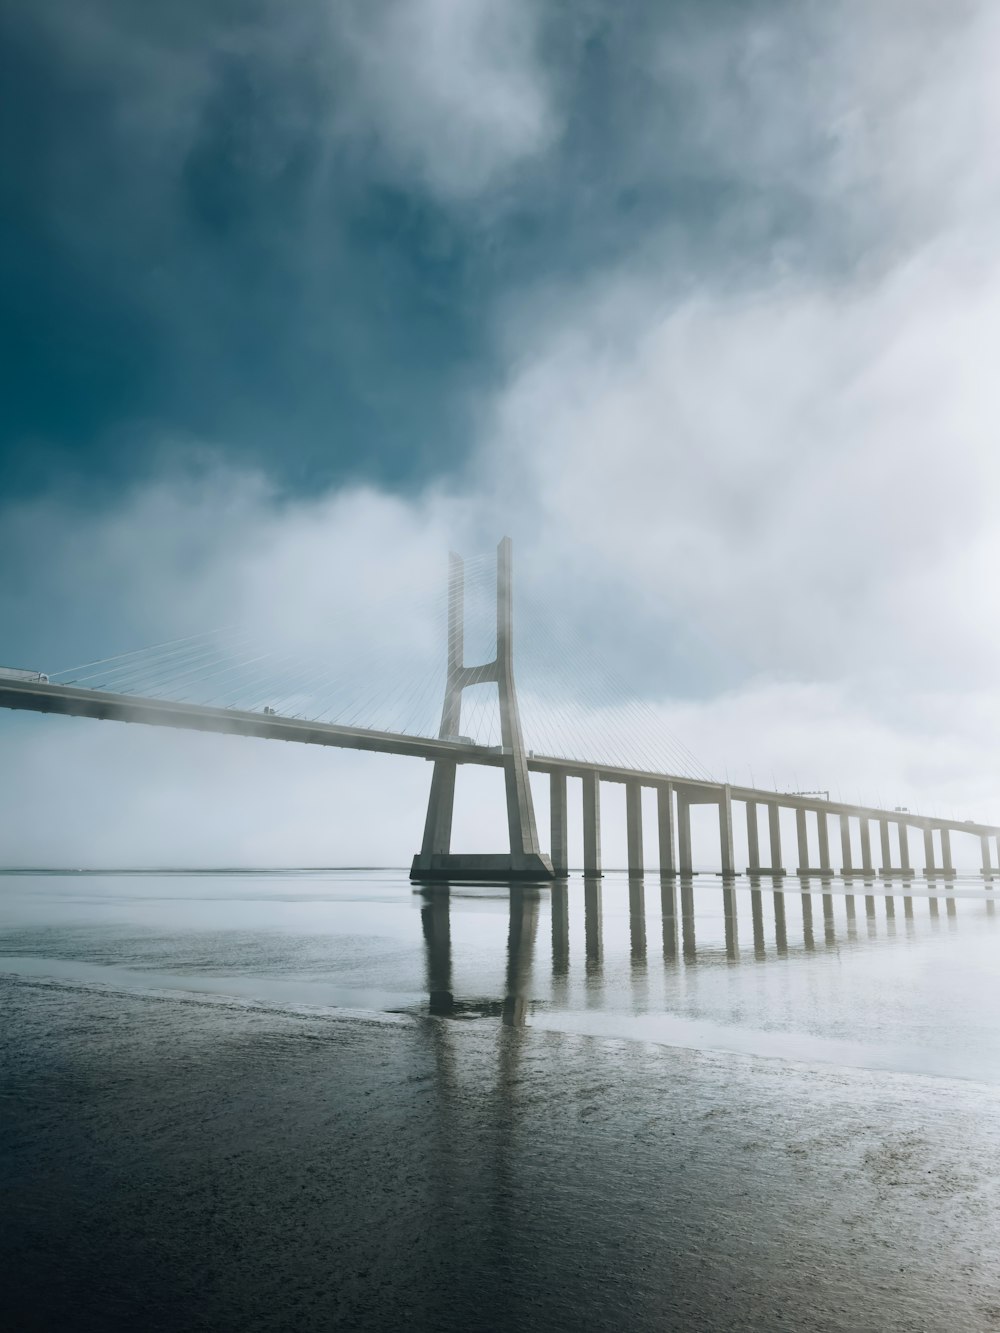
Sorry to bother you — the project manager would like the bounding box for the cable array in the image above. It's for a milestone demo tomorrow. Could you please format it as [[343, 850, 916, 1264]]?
[[47, 550, 713, 781]]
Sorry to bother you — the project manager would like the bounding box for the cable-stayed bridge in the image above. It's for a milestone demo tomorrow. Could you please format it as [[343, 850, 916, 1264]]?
[[3, 537, 999, 882]]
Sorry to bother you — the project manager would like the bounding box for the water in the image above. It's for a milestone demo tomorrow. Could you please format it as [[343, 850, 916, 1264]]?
[[3, 871, 1000, 1330]]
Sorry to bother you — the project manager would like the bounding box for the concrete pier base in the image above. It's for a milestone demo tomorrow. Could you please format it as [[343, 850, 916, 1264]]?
[[410, 852, 555, 883]]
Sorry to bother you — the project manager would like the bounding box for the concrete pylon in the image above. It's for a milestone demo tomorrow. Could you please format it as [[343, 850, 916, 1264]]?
[[745, 800, 760, 873], [411, 538, 554, 882], [626, 779, 644, 877], [582, 772, 602, 876], [549, 772, 568, 876], [718, 785, 735, 878], [657, 783, 676, 876]]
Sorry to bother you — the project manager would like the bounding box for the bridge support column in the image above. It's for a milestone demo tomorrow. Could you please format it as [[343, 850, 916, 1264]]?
[[677, 794, 693, 875], [982, 834, 994, 881], [767, 801, 784, 876], [923, 826, 936, 877], [657, 783, 676, 875], [719, 786, 735, 878], [626, 780, 644, 877], [879, 817, 893, 876], [550, 772, 568, 877], [418, 761, 458, 861], [941, 826, 954, 877], [582, 772, 602, 877], [840, 813, 853, 876], [897, 820, 913, 877], [816, 811, 832, 876], [860, 817, 874, 877], [746, 800, 760, 873], [795, 808, 809, 875]]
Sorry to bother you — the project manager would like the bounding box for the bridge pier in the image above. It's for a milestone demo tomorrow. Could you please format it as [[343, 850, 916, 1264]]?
[[677, 794, 693, 875], [941, 826, 954, 877], [719, 786, 735, 878], [817, 811, 832, 876], [796, 806, 832, 877], [657, 783, 676, 875], [859, 817, 874, 877], [582, 772, 602, 877], [897, 819, 913, 878], [879, 817, 893, 877], [923, 826, 936, 877], [411, 540, 553, 882], [795, 808, 809, 875], [982, 834, 994, 881], [840, 813, 854, 877], [418, 759, 458, 864], [746, 800, 760, 873], [550, 772, 568, 877], [766, 801, 785, 877], [626, 779, 644, 877]]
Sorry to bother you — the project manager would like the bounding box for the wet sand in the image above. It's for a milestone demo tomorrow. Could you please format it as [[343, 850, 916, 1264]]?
[[4, 973, 1000, 1332]]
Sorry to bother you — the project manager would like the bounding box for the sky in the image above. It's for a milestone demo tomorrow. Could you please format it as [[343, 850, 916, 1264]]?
[[3, 0, 1000, 867]]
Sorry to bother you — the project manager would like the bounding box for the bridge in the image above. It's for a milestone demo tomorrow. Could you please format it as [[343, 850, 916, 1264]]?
[[3, 537, 999, 882]]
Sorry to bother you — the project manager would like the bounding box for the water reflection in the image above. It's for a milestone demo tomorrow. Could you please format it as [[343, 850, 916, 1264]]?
[[421, 885, 540, 1027], [420, 875, 979, 1031], [502, 889, 538, 1027], [800, 884, 815, 952], [750, 887, 765, 959], [421, 889, 453, 1016], [628, 878, 647, 966], [551, 882, 569, 977], [722, 884, 738, 960], [584, 878, 602, 970], [680, 878, 697, 961], [773, 887, 788, 955], [660, 876, 678, 962], [822, 890, 836, 947]]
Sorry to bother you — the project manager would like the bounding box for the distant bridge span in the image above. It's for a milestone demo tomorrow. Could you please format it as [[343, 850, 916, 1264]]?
[[4, 673, 999, 881]]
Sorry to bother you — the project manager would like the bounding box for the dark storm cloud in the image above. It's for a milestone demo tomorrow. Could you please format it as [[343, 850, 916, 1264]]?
[[1, 0, 848, 501]]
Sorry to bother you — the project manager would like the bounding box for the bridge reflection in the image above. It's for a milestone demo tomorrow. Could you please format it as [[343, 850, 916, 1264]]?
[[419, 874, 985, 1023], [421, 886, 539, 1026]]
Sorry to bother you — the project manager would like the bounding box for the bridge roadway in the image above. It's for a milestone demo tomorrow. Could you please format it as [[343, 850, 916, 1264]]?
[[3, 677, 998, 845]]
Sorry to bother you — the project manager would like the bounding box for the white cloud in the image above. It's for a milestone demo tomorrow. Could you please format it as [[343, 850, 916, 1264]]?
[[332, 0, 558, 199]]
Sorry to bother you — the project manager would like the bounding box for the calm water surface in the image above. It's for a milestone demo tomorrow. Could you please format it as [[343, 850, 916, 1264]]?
[[3, 870, 1000, 1330]]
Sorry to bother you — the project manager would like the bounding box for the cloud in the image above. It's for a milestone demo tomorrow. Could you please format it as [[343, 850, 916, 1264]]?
[[485, 249, 1000, 689], [333, 0, 559, 200], [6, 1, 1000, 864]]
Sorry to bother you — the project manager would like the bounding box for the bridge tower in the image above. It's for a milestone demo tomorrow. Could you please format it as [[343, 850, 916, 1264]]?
[[410, 537, 554, 882]]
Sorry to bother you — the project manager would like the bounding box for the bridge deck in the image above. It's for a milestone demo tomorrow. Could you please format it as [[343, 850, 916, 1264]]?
[[3, 678, 998, 838]]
